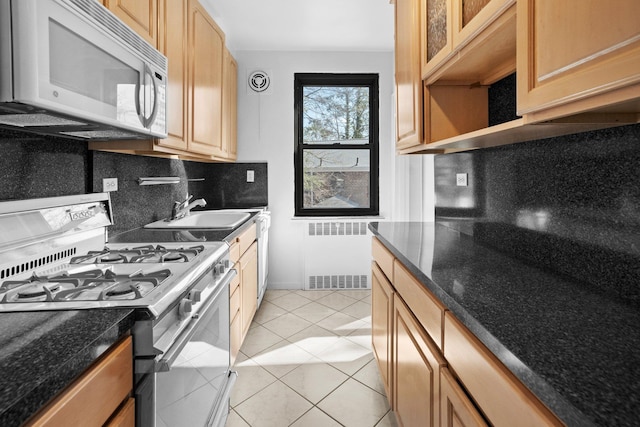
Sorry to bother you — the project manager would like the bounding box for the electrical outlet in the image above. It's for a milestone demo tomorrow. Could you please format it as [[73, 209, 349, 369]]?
[[247, 170, 255, 183], [103, 178, 118, 192], [456, 173, 468, 187]]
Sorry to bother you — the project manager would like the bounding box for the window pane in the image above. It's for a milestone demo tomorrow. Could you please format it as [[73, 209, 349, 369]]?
[[303, 149, 370, 209], [303, 87, 369, 145]]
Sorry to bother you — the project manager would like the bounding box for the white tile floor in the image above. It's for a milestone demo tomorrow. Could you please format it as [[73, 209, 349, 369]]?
[[225, 289, 398, 427]]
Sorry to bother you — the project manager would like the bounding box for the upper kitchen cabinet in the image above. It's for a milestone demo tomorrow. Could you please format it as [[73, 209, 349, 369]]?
[[420, 0, 452, 78], [222, 48, 239, 161], [396, 0, 640, 154], [155, 0, 189, 153], [517, 0, 640, 123], [422, 0, 516, 84], [91, 0, 238, 162], [103, 0, 158, 46], [395, 0, 423, 149], [396, 0, 518, 153], [186, 0, 225, 157]]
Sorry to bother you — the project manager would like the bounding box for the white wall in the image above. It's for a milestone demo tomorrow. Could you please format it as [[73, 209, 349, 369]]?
[[234, 50, 434, 289]]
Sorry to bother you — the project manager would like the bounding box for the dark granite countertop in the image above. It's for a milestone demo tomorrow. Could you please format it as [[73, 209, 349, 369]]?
[[369, 221, 640, 427], [108, 209, 261, 245], [0, 309, 135, 427]]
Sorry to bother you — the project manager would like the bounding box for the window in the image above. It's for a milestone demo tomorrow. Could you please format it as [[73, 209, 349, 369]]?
[[294, 73, 379, 216]]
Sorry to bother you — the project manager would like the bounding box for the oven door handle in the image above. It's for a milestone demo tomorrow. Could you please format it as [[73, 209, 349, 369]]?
[[156, 269, 237, 372], [208, 370, 238, 426]]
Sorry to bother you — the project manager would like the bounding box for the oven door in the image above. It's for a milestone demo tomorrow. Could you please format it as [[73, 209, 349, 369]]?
[[154, 270, 237, 427]]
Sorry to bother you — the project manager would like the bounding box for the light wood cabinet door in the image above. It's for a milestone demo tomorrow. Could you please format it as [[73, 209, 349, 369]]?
[[372, 262, 394, 405], [26, 337, 133, 427], [394, 294, 446, 427], [420, 0, 453, 77], [104, 0, 157, 46], [240, 241, 258, 338], [395, 0, 423, 150], [222, 48, 238, 161], [156, 0, 188, 152], [517, 0, 640, 119], [440, 367, 487, 427], [187, 0, 224, 156]]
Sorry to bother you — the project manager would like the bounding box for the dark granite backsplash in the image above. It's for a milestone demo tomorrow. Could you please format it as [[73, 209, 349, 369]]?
[[0, 130, 89, 200], [435, 121, 640, 304], [184, 162, 268, 209], [0, 129, 268, 235]]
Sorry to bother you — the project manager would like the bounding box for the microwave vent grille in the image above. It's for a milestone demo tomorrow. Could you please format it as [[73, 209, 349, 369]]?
[[65, 0, 167, 70]]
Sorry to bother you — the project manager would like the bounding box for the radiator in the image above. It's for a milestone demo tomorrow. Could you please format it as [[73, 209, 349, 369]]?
[[303, 221, 371, 290]]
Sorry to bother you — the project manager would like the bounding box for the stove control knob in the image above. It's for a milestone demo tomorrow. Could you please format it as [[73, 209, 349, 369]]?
[[178, 299, 193, 319], [189, 290, 202, 303], [214, 262, 226, 275]]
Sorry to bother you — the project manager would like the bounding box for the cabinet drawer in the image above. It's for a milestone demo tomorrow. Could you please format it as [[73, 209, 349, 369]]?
[[393, 260, 445, 349], [230, 277, 241, 319], [372, 237, 394, 280], [236, 222, 257, 255], [105, 397, 135, 427], [444, 313, 562, 427], [230, 313, 242, 365], [229, 241, 240, 264], [440, 367, 487, 427], [26, 336, 133, 427]]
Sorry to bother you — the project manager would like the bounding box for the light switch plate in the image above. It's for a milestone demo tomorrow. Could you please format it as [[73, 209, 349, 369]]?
[[103, 178, 118, 192], [456, 173, 468, 187], [247, 170, 255, 183]]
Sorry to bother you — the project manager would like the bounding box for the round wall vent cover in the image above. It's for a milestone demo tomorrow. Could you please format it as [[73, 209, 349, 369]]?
[[248, 71, 270, 92]]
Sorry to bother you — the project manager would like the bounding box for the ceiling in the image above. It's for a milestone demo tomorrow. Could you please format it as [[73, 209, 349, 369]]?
[[200, 0, 395, 52]]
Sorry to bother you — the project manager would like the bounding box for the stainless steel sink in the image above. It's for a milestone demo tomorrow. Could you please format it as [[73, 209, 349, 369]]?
[[144, 210, 251, 230]]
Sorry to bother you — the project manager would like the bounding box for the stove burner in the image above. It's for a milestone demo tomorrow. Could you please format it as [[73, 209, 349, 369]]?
[[98, 253, 127, 263], [17, 283, 61, 300], [161, 252, 189, 262], [1, 273, 80, 302], [105, 282, 138, 298]]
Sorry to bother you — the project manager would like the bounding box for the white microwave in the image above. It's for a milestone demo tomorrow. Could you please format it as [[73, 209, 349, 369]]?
[[0, 0, 167, 140]]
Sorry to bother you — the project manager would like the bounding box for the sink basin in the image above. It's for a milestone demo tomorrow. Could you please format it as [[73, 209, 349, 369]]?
[[144, 210, 251, 230]]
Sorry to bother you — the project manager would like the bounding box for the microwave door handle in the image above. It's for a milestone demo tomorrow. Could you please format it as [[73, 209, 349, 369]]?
[[135, 67, 145, 127], [143, 63, 159, 128]]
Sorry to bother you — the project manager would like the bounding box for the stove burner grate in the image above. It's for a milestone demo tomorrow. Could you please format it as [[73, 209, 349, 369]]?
[[69, 245, 205, 264], [0, 268, 173, 303]]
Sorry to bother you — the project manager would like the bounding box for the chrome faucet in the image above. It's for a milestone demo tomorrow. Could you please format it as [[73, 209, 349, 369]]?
[[170, 194, 207, 221]]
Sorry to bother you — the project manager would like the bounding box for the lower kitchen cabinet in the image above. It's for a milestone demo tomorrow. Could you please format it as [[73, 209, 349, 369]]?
[[371, 236, 564, 427], [229, 272, 242, 365], [239, 241, 258, 338], [371, 262, 394, 404], [394, 294, 446, 427], [229, 222, 258, 362], [105, 397, 135, 427], [25, 336, 133, 427], [440, 367, 487, 427], [444, 313, 562, 427]]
